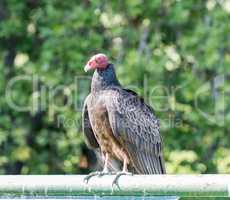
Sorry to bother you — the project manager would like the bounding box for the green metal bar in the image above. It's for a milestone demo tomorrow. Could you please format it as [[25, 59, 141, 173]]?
[[0, 175, 229, 197]]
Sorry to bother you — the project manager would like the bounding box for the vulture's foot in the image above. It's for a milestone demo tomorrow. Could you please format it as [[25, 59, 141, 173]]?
[[111, 171, 133, 190], [84, 171, 115, 184], [83, 171, 100, 184]]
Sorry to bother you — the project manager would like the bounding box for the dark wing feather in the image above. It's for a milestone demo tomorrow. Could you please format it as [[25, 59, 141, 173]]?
[[82, 95, 99, 149], [105, 88, 166, 174]]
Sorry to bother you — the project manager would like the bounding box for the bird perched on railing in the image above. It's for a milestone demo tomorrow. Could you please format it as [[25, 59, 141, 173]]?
[[82, 53, 166, 185]]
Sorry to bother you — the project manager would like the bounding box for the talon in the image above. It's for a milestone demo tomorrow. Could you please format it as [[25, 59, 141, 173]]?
[[111, 171, 132, 189], [83, 171, 100, 184], [84, 171, 116, 184]]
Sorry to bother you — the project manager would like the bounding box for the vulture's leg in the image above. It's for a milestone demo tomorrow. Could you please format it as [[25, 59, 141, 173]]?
[[111, 157, 132, 189], [84, 153, 113, 184], [101, 152, 109, 173]]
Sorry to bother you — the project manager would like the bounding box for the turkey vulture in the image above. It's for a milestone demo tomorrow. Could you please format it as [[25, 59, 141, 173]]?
[[82, 53, 166, 183]]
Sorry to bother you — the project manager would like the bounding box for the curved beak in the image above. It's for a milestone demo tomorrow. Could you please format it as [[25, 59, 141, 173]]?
[[84, 64, 91, 72]]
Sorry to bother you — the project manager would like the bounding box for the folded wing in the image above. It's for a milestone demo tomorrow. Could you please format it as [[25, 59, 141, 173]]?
[[105, 88, 166, 174], [82, 95, 99, 149]]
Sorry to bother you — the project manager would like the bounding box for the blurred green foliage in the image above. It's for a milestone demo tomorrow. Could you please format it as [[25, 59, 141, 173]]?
[[0, 0, 229, 174]]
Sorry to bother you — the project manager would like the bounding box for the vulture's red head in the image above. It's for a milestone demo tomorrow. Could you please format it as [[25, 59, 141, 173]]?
[[84, 53, 109, 72]]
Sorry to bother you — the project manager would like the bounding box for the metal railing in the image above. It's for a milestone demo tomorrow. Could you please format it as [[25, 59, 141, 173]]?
[[0, 175, 229, 198]]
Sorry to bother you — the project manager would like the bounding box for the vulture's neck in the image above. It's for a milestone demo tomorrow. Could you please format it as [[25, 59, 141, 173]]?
[[91, 64, 120, 93]]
